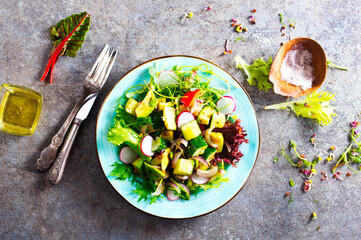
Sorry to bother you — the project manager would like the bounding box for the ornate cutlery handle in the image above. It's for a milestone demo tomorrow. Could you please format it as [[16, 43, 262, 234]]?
[[36, 93, 87, 172], [48, 119, 82, 185]]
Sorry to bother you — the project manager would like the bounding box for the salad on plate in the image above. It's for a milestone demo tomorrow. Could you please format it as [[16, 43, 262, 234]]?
[[107, 63, 248, 204]]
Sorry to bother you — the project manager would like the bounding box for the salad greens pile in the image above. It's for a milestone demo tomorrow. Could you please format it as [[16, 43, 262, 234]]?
[[107, 63, 248, 203]]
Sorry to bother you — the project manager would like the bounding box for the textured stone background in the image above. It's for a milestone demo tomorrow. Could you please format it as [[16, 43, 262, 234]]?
[[0, 0, 360, 239]]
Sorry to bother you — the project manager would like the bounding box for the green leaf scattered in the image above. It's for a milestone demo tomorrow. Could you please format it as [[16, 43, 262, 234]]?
[[278, 13, 284, 23], [273, 157, 279, 163], [235, 56, 273, 92], [265, 91, 337, 126], [289, 179, 295, 187]]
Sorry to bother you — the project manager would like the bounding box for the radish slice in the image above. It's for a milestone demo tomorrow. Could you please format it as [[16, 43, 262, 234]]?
[[191, 156, 209, 168], [191, 172, 209, 184], [197, 166, 219, 178], [167, 189, 180, 201], [157, 70, 178, 86], [217, 96, 236, 115], [171, 138, 188, 149], [166, 182, 180, 201], [177, 111, 195, 128], [171, 151, 182, 168], [119, 146, 139, 164], [174, 175, 190, 181], [141, 135, 154, 156]]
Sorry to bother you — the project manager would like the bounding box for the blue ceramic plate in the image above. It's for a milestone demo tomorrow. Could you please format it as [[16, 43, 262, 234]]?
[[96, 56, 259, 219]]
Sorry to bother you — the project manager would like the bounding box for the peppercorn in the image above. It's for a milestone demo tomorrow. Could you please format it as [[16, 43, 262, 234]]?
[[347, 172, 351, 176], [252, 9, 257, 13], [285, 192, 290, 196]]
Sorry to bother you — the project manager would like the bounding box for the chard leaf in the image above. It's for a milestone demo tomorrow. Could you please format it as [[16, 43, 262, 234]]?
[[41, 12, 91, 83], [49, 12, 91, 57], [265, 91, 337, 126], [235, 55, 273, 92]]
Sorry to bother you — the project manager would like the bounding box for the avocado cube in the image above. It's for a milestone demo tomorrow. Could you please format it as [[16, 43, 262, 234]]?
[[173, 158, 194, 175], [181, 120, 201, 141]]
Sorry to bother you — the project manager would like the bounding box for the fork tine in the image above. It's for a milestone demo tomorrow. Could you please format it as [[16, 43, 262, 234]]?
[[87, 44, 110, 79], [96, 49, 118, 87], [90, 47, 112, 83]]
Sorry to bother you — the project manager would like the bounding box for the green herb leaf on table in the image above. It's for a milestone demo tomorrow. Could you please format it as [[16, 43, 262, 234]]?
[[41, 12, 91, 83], [235, 56, 273, 92], [273, 157, 279, 163], [289, 179, 295, 187], [265, 91, 337, 126]]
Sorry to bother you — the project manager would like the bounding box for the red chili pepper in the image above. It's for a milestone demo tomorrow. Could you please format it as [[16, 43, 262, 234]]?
[[180, 89, 200, 107]]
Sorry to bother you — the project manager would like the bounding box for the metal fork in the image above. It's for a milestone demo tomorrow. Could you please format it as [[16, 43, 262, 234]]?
[[36, 44, 115, 172]]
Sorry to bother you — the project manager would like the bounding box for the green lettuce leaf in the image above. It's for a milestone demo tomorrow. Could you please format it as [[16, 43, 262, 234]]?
[[235, 56, 273, 92], [265, 91, 337, 126]]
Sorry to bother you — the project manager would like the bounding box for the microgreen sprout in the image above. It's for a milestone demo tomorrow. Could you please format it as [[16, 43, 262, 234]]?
[[273, 157, 279, 163], [327, 60, 349, 71], [285, 192, 294, 206], [278, 13, 284, 23]]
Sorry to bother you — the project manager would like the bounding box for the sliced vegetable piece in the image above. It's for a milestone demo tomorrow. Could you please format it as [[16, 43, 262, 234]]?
[[186, 135, 208, 157], [217, 96, 236, 115], [157, 70, 178, 86], [166, 182, 180, 201], [132, 157, 145, 175], [191, 172, 210, 184], [197, 106, 216, 125], [178, 183, 190, 200], [173, 158, 194, 175], [151, 137, 168, 152], [197, 166, 219, 178], [158, 102, 174, 111], [135, 91, 157, 118], [181, 120, 202, 141], [141, 135, 155, 156], [201, 147, 217, 162], [210, 132, 224, 153], [174, 175, 190, 181], [119, 146, 139, 164], [180, 89, 201, 107], [144, 162, 165, 180], [177, 111, 195, 129], [124, 98, 139, 116], [167, 189, 180, 201], [210, 112, 226, 128], [171, 151, 182, 168], [191, 156, 209, 168], [161, 148, 171, 171], [163, 106, 177, 130], [151, 179, 165, 196]]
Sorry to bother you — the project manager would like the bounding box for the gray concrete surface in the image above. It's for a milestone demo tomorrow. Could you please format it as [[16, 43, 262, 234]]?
[[1, 0, 360, 239]]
